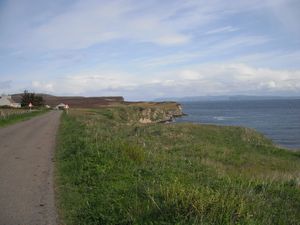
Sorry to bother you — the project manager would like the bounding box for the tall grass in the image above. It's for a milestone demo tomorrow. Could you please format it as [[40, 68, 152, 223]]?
[[56, 108, 300, 225], [0, 109, 48, 127]]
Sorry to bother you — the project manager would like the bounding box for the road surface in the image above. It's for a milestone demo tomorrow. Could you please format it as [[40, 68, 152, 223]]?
[[0, 111, 61, 225]]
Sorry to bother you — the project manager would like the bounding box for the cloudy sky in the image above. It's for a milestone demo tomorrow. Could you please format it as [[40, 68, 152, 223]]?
[[0, 0, 300, 100]]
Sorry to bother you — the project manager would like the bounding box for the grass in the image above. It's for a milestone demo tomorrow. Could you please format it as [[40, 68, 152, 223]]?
[[0, 109, 49, 127], [56, 107, 300, 225]]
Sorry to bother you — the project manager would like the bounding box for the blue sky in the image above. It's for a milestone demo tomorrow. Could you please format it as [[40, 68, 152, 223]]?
[[0, 0, 300, 100]]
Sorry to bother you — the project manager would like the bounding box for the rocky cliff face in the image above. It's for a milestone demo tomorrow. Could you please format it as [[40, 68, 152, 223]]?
[[133, 102, 184, 124], [88, 101, 184, 124]]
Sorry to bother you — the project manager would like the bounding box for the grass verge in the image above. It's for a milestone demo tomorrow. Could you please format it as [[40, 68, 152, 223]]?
[[56, 107, 300, 225], [0, 109, 49, 127]]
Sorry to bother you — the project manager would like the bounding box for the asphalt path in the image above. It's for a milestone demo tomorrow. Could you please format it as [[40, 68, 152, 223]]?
[[0, 111, 62, 225]]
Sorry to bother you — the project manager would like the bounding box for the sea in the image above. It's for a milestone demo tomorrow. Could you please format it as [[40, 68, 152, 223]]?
[[176, 99, 300, 150]]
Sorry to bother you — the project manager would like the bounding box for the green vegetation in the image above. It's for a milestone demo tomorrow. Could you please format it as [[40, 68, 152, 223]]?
[[21, 90, 45, 107], [56, 107, 300, 225], [0, 109, 48, 127]]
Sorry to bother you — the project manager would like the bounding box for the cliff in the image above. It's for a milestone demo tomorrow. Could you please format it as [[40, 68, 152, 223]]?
[[123, 101, 184, 123]]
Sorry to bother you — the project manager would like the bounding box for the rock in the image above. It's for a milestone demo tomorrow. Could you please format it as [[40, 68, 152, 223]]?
[[136, 102, 184, 124]]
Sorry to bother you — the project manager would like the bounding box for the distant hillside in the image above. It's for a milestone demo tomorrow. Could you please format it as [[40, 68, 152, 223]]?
[[155, 95, 300, 102], [11, 94, 124, 108]]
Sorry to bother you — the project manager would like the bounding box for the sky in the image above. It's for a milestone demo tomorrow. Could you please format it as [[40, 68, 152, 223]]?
[[0, 0, 300, 100]]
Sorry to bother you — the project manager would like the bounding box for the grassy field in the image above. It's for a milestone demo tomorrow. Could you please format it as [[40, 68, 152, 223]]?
[[0, 108, 48, 127], [56, 107, 300, 225]]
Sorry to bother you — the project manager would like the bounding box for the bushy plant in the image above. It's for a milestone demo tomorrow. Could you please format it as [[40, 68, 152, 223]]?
[[21, 90, 45, 107]]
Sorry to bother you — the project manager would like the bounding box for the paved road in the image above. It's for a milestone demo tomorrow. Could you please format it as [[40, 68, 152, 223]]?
[[0, 111, 61, 225]]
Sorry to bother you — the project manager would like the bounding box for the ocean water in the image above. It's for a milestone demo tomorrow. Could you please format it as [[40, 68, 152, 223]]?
[[176, 99, 300, 150]]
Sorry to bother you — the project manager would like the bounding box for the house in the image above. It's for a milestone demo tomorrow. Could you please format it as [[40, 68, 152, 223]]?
[[55, 103, 67, 110], [0, 95, 21, 108]]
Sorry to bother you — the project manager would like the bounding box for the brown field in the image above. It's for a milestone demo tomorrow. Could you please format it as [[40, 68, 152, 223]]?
[[12, 94, 124, 108]]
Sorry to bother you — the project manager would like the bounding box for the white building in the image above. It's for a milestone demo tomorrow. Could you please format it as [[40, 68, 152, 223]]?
[[55, 103, 66, 110], [0, 95, 21, 108]]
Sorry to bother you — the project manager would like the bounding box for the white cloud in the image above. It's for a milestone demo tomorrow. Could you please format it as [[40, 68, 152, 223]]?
[[32, 81, 54, 92], [178, 70, 202, 80], [1, 0, 299, 100], [30, 71, 141, 95], [135, 34, 270, 68], [29, 64, 300, 100], [208, 36, 270, 52], [230, 50, 300, 69], [0, 0, 271, 50], [136, 52, 200, 68], [205, 26, 238, 35], [153, 34, 190, 45]]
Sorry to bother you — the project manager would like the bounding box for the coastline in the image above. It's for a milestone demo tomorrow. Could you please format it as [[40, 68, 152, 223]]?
[[177, 99, 300, 151]]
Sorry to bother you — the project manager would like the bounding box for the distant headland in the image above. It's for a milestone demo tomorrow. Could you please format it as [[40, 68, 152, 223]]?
[[155, 95, 300, 102]]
